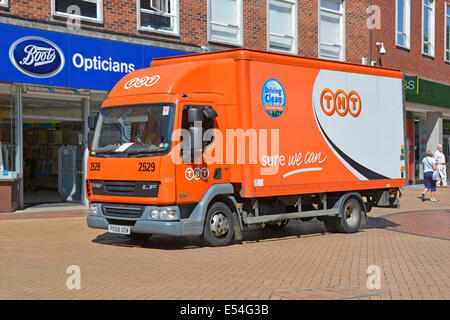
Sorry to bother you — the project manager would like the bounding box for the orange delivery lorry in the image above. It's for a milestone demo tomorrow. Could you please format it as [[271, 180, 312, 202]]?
[[86, 49, 406, 246]]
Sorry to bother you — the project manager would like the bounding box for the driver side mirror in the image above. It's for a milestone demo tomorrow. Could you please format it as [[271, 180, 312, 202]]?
[[88, 112, 98, 130], [88, 130, 94, 152], [87, 112, 98, 152]]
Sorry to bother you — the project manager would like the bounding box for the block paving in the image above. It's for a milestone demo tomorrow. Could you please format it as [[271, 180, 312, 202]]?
[[0, 188, 449, 300]]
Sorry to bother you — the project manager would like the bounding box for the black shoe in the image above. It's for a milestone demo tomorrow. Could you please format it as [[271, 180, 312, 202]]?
[[421, 193, 425, 201]]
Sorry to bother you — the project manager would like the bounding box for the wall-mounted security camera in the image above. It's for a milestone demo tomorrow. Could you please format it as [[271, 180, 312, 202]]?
[[376, 42, 386, 55]]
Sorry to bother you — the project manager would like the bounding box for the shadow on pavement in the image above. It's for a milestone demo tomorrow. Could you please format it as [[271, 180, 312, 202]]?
[[363, 217, 401, 230], [91, 217, 402, 250], [92, 232, 205, 250], [91, 219, 334, 250]]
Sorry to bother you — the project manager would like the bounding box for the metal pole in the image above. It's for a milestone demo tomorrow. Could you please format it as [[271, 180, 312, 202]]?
[[16, 85, 24, 210], [82, 97, 90, 206]]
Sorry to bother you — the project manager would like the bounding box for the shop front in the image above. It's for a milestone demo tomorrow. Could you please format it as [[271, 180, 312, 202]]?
[[0, 23, 188, 212], [404, 76, 450, 185]]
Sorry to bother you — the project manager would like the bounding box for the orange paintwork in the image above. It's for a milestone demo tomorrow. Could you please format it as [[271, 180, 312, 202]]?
[[86, 49, 405, 206]]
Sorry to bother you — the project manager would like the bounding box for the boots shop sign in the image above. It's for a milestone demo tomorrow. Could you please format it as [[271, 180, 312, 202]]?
[[1, 23, 187, 90], [9, 37, 65, 78]]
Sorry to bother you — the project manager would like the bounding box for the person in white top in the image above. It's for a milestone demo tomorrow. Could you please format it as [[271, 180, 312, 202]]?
[[421, 151, 438, 202], [434, 144, 447, 187]]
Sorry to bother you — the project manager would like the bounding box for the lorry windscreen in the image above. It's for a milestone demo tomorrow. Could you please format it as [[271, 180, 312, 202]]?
[[92, 103, 175, 157]]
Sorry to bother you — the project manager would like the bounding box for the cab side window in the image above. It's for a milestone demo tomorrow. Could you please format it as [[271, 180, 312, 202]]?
[[181, 105, 215, 150]]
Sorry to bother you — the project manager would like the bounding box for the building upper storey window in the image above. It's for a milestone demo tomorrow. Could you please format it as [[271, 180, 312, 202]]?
[[52, 0, 103, 23], [138, 0, 179, 35], [422, 0, 435, 57], [267, 0, 298, 54], [319, 0, 345, 61], [208, 0, 243, 46], [396, 0, 411, 48], [445, 2, 450, 62]]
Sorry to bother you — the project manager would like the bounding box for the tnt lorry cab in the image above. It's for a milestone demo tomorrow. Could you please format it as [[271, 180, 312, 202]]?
[[86, 49, 406, 246]]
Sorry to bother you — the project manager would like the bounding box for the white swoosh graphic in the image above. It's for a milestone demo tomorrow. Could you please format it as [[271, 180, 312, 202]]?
[[283, 167, 323, 179]]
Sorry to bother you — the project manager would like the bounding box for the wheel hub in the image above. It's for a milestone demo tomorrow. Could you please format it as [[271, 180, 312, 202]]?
[[210, 212, 229, 237]]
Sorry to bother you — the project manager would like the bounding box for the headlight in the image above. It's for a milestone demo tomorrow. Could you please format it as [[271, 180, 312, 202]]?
[[150, 210, 160, 219], [89, 205, 99, 215], [149, 209, 177, 220], [161, 210, 177, 220]]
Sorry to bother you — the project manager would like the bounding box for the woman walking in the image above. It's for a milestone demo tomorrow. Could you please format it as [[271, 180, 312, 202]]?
[[421, 150, 438, 202]]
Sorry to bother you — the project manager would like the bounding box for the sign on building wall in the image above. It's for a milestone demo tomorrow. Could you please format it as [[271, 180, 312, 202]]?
[[0, 23, 188, 91], [404, 74, 450, 108]]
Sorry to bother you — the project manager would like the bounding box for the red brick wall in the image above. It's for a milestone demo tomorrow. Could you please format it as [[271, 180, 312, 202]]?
[[346, 0, 371, 64], [372, 0, 450, 85], [0, 0, 372, 65], [243, 0, 266, 50]]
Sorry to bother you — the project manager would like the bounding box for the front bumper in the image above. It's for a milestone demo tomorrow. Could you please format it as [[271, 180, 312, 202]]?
[[87, 202, 203, 237]]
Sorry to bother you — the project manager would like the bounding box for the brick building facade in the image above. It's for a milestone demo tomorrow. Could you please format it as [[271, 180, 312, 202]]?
[[0, 1, 449, 212], [1, 1, 373, 64], [370, 0, 450, 185]]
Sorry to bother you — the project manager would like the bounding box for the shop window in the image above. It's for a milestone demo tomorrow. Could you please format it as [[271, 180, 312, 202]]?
[[422, 0, 435, 57], [138, 0, 179, 35], [208, 0, 243, 46], [445, 2, 450, 62], [52, 0, 103, 23], [0, 84, 19, 179], [396, 0, 411, 49], [267, 0, 298, 54], [319, 0, 345, 61], [0, 0, 8, 8]]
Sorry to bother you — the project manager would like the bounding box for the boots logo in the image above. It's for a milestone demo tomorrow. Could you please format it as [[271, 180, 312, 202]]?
[[9, 37, 65, 78], [320, 88, 362, 117], [124, 75, 160, 89]]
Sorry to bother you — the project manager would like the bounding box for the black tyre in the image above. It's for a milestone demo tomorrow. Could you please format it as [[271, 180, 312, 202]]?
[[334, 198, 362, 233], [202, 202, 235, 247], [322, 216, 339, 233]]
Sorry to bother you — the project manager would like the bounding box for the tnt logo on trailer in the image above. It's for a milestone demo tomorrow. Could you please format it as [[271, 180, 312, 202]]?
[[320, 89, 362, 117]]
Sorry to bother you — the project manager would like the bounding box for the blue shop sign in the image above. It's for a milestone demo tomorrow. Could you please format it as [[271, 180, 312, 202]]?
[[0, 23, 189, 90]]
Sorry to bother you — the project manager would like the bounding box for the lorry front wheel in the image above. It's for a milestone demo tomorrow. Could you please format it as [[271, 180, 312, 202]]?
[[202, 202, 235, 247], [335, 198, 362, 233]]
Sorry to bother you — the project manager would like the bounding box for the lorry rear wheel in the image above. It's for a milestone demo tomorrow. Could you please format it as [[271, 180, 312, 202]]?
[[322, 216, 339, 233], [202, 202, 234, 247], [335, 198, 362, 233]]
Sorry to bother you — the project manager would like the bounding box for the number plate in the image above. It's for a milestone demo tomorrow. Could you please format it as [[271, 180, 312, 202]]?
[[108, 224, 131, 235]]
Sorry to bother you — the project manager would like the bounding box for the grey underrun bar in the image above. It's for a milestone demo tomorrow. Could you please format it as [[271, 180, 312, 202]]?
[[243, 209, 339, 225]]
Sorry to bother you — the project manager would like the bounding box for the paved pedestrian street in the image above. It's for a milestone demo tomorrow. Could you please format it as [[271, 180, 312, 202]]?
[[0, 188, 449, 300]]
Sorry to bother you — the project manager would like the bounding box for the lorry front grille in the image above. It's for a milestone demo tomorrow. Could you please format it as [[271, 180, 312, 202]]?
[[91, 180, 159, 197], [104, 181, 136, 194], [102, 204, 144, 218]]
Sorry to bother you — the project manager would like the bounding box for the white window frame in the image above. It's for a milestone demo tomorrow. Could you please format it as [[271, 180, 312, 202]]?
[[266, 0, 298, 54], [0, 0, 8, 8], [445, 2, 450, 62], [207, 0, 243, 46], [422, 0, 435, 57], [51, 0, 103, 24], [318, 0, 346, 61], [395, 0, 411, 49], [137, 0, 180, 36]]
